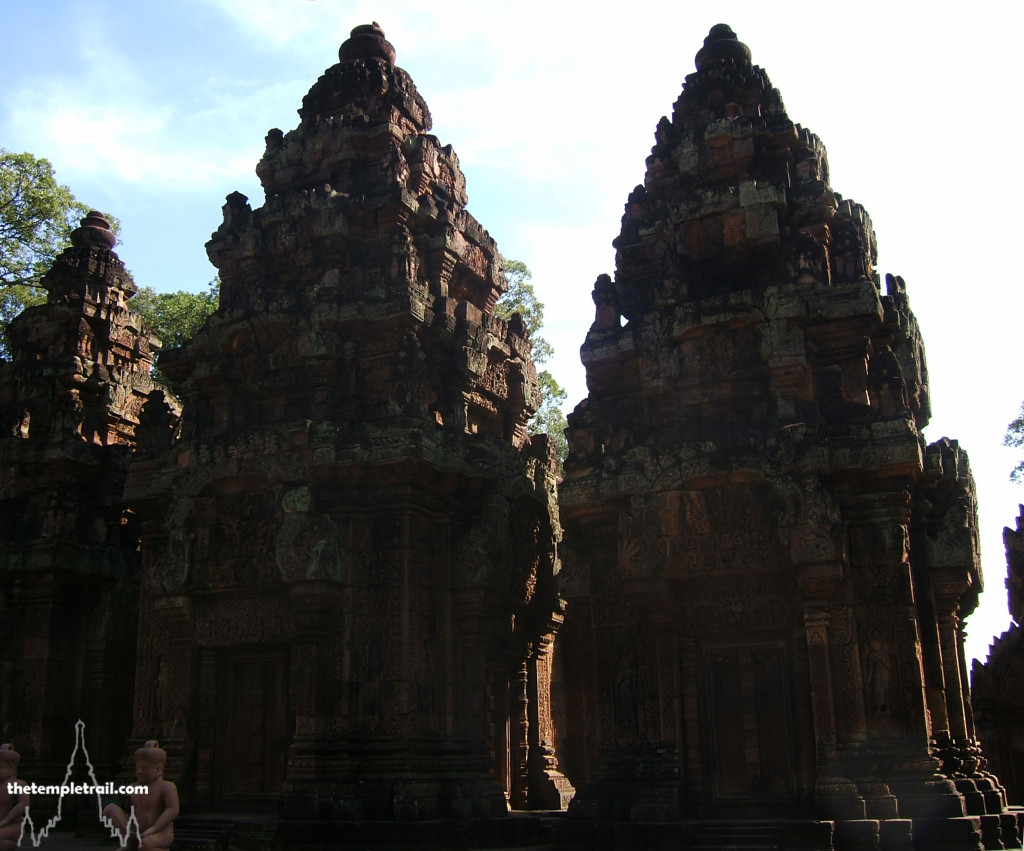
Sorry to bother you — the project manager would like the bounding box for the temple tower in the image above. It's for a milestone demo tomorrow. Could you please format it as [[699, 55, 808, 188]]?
[[0, 211, 172, 777], [126, 24, 570, 821], [973, 507, 1024, 808], [557, 25, 1007, 848]]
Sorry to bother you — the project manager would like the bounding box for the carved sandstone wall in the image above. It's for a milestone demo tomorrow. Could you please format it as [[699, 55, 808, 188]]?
[[972, 507, 1024, 806], [557, 24, 1008, 848], [2, 22, 1021, 851], [0, 212, 177, 777], [124, 24, 570, 821]]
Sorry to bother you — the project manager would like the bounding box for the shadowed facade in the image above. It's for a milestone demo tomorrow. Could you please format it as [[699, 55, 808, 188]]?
[[1, 20, 1021, 851], [0, 212, 176, 781], [973, 506, 1024, 807], [556, 24, 1015, 850], [124, 23, 570, 822]]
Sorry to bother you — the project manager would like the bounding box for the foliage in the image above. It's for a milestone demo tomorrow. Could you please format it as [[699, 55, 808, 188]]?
[[495, 257, 568, 463], [0, 145, 218, 364], [132, 279, 219, 387], [1004, 402, 1024, 483], [498, 258, 553, 364], [0, 149, 114, 358], [0, 149, 92, 289], [133, 279, 220, 349], [534, 369, 569, 459]]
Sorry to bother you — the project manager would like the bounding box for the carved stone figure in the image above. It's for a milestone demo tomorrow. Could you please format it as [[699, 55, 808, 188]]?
[[103, 740, 179, 851], [864, 637, 892, 714], [0, 745, 27, 851]]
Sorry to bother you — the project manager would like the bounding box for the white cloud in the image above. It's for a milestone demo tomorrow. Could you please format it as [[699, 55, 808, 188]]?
[[204, 0, 385, 48], [1, 17, 298, 194], [6, 78, 264, 191]]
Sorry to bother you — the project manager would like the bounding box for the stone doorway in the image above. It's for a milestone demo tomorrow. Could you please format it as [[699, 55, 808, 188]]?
[[488, 667, 512, 803], [700, 641, 798, 812], [215, 647, 289, 807]]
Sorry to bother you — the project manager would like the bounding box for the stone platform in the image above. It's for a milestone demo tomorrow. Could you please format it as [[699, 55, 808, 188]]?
[[50, 810, 1024, 850]]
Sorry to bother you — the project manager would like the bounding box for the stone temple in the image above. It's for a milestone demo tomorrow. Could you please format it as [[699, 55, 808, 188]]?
[[126, 21, 571, 824], [973, 507, 1024, 809], [0, 20, 1021, 851]]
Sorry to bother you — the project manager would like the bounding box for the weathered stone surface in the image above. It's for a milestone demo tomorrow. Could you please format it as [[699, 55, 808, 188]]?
[[557, 24, 1002, 847], [972, 506, 1024, 806], [2, 20, 1020, 851], [124, 23, 568, 820], [0, 212, 177, 778]]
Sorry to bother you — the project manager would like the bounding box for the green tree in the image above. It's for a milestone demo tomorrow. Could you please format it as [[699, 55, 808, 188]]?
[[133, 279, 220, 349], [132, 279, 219, 386], [1005, 402, 1024, 483], [0, 147, 217, 367], [0, 149, 92, 288], [0, 149, 95, 357], [495, 258, 568, 463]]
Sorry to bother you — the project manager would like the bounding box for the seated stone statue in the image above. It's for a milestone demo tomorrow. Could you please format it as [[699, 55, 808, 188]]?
[[0, 744, 27, 851], [102, 740, 179, 851]]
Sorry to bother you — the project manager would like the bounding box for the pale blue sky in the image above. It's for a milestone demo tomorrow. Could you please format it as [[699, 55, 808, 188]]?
[[3, 1, 1022, 664]]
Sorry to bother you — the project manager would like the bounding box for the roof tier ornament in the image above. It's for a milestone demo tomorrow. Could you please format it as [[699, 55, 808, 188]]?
[[70, 210, 116, 250], [339, 22, 396, 65], [694, 23, 752, 71]]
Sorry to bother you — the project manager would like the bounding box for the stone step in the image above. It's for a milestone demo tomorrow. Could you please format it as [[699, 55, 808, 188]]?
[[692, 837, 781, 850], [173, 839, 226, 851], [691, 822, 785, 849], [698, 826, 783, 836], [693, 846, 778, 851], [173, 814, 277, 851], [172, 817, 234, 850]]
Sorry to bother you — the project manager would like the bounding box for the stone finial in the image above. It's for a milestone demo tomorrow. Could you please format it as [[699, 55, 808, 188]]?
[[69, 210, 117, 250], [694, 24, 752, 71], [339, 22, 396, 66], [0, 743, 20, 768], [134, 739, 167, 765]]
